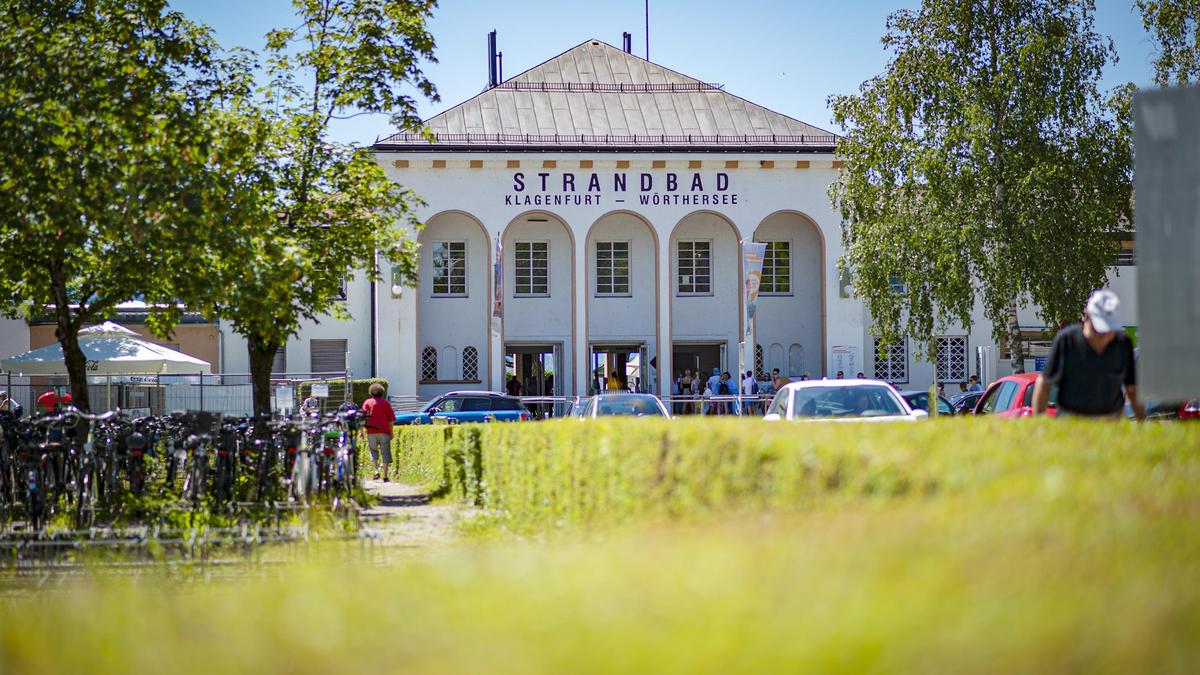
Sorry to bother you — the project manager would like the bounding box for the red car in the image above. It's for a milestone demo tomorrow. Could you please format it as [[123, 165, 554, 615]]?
[[972, 373, 1057, 418]]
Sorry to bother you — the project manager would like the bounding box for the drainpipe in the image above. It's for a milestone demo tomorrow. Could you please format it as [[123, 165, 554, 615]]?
[[370, 275, 378, 378]]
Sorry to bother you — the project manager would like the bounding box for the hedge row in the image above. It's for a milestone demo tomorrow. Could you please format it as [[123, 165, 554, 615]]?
[[391, 418, 1200, 532], [297, 378, 389, 406]]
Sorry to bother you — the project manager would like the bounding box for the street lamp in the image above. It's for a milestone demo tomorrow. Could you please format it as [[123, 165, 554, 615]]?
[[390, 265, 404, 299]]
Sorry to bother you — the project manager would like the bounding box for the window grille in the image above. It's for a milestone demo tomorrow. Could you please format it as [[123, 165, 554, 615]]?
[[936, 336, 968, 382], [754, 344, 764, 376], [873, 337, 908, 383], [421, 347, 438, 382], [676, 241, 711, 294], [760, 241, 791, 294], [432, 241, 467, 295], [462, 346, 479, 381], [595, 241, 630, 295], [514, 242, 549, 296]]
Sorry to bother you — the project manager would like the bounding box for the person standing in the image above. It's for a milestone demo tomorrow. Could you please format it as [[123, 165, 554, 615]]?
[[0, 391, 21, 417], [741, 370, 758, 415], [300, 394, 320, 416], [361, 383, 397, 481], [771, 368, 790, 391], [967, 375, 983, 392], [1033, 289, 1143, 419], [506, 375, 523, 397]]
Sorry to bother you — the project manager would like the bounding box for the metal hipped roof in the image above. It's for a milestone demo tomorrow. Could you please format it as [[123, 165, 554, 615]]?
[[375, 39, 838, 152]]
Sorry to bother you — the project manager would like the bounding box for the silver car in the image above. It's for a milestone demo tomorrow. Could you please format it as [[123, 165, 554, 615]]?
[[576, 393, 672, 419], [763, 380, 926, 422]]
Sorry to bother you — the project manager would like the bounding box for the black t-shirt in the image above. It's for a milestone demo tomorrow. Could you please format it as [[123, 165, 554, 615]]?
[[1042, 324, 1135, 415]]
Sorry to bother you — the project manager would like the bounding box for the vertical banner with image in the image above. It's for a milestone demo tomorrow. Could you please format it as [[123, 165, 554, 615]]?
[[742, 241, 767, 336]]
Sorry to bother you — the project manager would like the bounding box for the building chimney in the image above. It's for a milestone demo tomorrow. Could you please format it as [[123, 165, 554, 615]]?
[[487, 30, 498, 88], [623, 32, 632, 53]]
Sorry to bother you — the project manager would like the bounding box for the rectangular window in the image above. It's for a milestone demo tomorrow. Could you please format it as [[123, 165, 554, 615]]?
[[1115, 239, 1136, 266], [677, 241, 712, 295], [311, 339, 347, 375], [873, 337, 908, 383], [760, 241, 791, 294], [935, 336, 968, 382], [514, 241, 549, 296], [271, 348, 287, 374], [432, 241, 467, 296], [595, 241, 630, 296]]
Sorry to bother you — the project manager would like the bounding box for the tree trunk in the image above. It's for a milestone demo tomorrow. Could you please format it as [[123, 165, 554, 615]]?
[[58, 323, 91, 411], [247, 332, 280, 416], [49, 262, 91, 411], [1007, 301, 1024, 373]]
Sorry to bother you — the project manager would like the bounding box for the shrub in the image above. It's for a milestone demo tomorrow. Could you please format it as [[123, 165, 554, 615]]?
[[297, 378, 388, 407], [393, 418, 1200, 532]]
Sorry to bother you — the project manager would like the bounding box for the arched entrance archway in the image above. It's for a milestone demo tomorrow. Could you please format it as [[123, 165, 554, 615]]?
[[584, 211, 659, 394], [416, 211, 490, 399], [500, 210, 575, 398], [753, 211, 825, 378]]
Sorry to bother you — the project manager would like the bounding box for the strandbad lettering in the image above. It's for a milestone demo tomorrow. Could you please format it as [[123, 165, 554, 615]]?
[[505, 171, 737, 207]]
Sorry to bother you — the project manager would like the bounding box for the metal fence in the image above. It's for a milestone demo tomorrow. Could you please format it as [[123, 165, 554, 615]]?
[[0, 371, 356, 417], [507, 394, 772, 419]]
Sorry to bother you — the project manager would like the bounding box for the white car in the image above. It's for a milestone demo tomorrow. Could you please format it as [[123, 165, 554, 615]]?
[[576, 393, 672, 419], [763, 379, 927, 422]]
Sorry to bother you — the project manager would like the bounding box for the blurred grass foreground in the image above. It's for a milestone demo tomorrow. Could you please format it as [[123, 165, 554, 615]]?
[[2, 419, 1199, 674]]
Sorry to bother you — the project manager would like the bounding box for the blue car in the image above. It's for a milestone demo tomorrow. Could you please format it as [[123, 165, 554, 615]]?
[[395, 391, 530, 425]]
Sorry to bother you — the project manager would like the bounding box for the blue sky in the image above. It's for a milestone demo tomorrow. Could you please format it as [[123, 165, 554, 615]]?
[[172, 0, 1158, 146]]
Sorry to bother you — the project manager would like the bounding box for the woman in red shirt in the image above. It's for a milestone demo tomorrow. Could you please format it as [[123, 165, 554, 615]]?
[[360, 383, 396, 481]]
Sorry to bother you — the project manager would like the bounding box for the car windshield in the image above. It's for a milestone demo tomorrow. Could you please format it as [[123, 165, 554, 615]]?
[[425, 397, 462, 413], [594, 395, 665, 417], [791, 385, 906, 418]]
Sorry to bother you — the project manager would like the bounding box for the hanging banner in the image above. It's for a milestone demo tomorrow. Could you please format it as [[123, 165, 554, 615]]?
[[492, 235, 503, 320], [742, 241, 767, 335]]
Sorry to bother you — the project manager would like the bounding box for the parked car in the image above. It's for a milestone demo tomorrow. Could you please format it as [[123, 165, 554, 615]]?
[[972, 373, 1057, 417], [763, 380, 926, 422], [575, 393, 671, 419], [948, 390, 983, 415], [898, 390, 954, 416], [394, 391, 530, 425]]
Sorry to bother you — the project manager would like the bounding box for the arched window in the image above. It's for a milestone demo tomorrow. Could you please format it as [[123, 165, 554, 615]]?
[[421, 347, 438, 382], [788, 343, 805, 377], [754, 344, 764, 377], [463, 346, 479, 382], [769, 343, 784, 374], [441, 346, 459, 381]]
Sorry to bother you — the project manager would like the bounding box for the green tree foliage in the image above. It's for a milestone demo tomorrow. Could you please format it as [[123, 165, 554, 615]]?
[[0, 0, 263, 409], [213, 0, 439, 414], [1137, 0, 1200, 86], [828, 0, 1131, 369]]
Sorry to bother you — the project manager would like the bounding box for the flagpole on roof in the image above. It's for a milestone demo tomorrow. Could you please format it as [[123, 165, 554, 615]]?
[[645, 0, 649, 60]]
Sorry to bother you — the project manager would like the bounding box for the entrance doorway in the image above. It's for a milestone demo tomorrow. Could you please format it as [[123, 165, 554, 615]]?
[[589, 343, 651, 394], [504, 344, 560, 397], [672, 342, 726, 383]]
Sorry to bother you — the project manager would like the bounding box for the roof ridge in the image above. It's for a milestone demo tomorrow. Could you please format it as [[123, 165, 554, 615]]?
[[375, 38, 838, 148]]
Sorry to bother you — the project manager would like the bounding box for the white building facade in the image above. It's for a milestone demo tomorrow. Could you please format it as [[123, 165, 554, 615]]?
[[222, 38, 1138, 402]]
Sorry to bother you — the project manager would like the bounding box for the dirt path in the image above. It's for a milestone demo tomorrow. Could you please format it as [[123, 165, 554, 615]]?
[[360, 479, 470, 553]]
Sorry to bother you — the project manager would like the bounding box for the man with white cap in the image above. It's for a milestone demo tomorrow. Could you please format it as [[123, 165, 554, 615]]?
[[1033, 288, 1143, 419]]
